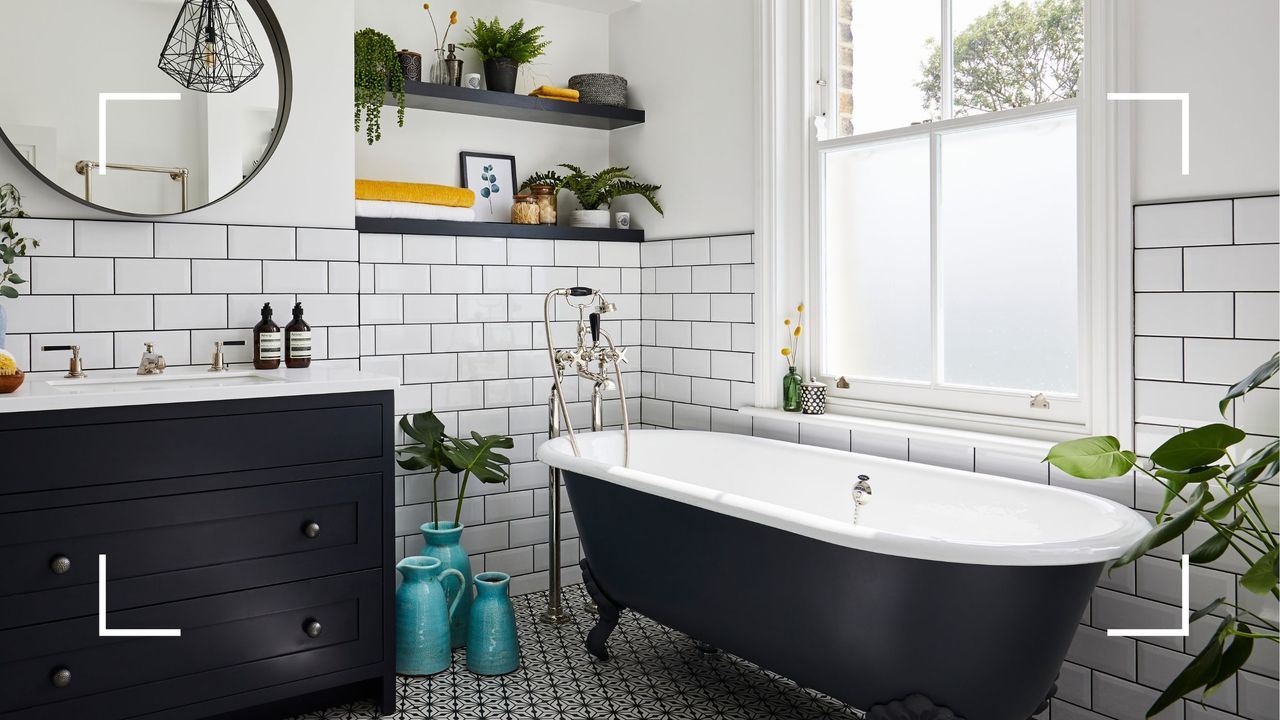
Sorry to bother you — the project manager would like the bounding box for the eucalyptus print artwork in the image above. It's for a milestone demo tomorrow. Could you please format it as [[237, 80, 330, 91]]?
[[459, 152, 516, 223], [479, 164, 500, 212]]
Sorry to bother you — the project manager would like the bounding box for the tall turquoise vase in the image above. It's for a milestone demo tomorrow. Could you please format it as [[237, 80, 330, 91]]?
[[395, 556, 464, 676], [421, 521, 472, 649], [466, 572, 519, 676]]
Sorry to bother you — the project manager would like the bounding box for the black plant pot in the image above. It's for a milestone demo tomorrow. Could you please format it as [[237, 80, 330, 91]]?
[[483, 58, 519, 93]]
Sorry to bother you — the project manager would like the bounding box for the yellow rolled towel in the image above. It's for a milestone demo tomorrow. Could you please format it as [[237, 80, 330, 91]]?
[[355, 180, 476, 208], [529, 85, 580, 102]]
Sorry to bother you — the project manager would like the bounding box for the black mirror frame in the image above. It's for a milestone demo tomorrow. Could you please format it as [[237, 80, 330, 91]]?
[[0, 0, 293, 218]]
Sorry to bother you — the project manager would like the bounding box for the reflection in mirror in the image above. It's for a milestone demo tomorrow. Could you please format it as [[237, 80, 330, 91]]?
[[0, 0, 287, 216]]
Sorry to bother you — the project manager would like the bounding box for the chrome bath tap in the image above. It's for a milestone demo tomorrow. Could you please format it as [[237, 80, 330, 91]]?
[[540, 286, 633, 627]]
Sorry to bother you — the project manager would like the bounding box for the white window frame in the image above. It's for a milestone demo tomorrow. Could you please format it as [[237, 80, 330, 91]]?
[[753, 0, 1134, 445]]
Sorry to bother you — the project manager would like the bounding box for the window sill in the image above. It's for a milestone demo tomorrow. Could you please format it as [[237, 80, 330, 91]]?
[[738, 406, 1060, 460]]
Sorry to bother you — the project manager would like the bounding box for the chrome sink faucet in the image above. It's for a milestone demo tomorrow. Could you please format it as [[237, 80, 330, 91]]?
[[137, 342, 167, 375]]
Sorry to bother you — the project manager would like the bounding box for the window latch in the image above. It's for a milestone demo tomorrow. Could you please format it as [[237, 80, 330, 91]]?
[[1030, 393, 1051, 409]]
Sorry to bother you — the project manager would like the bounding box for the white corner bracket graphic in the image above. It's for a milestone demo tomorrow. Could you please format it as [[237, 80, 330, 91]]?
[[1106, 92, 1190, 175], [98, 93, 182, 175], [98, 554, 182, 638], [1107, 554, 1190, 638]]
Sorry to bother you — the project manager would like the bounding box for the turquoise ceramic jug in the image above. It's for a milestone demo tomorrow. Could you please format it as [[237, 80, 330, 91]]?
[[395, 556, 464, 676], [466, 572, 519, 676], [421, 521, 472, 649]]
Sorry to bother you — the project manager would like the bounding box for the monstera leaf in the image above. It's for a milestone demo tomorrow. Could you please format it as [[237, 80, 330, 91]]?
[[395, 412, 461, 525], [1043, 435, 1136, 479], [443, 431, 515, 526]]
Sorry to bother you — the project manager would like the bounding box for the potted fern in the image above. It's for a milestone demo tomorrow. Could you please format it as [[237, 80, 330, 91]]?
[[522, 164, 662, 228], [457, 17, 549, 94]]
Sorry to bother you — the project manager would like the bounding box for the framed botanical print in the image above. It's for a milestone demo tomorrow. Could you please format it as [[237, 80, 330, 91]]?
[[460, 152, 517, 223]]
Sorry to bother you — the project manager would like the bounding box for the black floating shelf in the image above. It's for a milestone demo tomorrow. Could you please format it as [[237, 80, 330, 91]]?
[[355, 217, 645, 243], [389, 80, 644, 130]]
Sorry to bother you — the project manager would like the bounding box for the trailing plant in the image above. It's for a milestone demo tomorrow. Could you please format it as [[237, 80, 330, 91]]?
[[1044, 353, 1279, 718], [354, 28, 405, 145], [396, 412, 514, 527], [457, 16, 550, 64], [522, 164, 662, 214], [0, 184, 38, 300]]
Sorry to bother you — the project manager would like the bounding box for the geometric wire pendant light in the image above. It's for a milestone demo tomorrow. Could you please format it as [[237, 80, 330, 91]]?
[[158, 0, 265, 93]]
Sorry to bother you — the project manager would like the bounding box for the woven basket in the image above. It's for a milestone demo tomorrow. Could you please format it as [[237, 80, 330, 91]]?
[[568, 74, 628, 107]]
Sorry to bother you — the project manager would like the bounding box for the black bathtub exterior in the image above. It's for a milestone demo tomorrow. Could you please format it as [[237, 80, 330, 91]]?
[[563, 470, 1103, 720]]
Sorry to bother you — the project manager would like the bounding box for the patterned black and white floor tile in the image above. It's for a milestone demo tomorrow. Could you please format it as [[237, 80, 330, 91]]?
[[292, 583, 861, 720]]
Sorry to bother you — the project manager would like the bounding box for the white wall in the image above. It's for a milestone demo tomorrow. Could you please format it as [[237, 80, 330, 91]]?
[[0, 0, 356, 229], [355, 0, 611, 203], [608, 0, 756, 239], [1127, 0, 1280, 202]]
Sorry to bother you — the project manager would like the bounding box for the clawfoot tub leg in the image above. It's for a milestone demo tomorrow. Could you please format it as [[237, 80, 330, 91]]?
[[865, 694, 963, 720], [580, 559, 624, 662]]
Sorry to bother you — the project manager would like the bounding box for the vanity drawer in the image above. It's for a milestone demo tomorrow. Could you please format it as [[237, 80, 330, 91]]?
[[0, 570, 382, 720], [0, 473, 382, 629], [0, 399, 385, 495]]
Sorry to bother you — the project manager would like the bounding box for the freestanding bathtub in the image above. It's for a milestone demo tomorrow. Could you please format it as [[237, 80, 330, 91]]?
[[538, 429, 1150, 720]]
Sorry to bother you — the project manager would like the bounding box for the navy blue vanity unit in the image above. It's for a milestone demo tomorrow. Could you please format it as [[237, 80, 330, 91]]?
[[0, 369, 398, 720]]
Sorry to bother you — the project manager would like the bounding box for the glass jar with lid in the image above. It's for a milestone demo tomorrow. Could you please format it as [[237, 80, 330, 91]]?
[[530, 184, 557, 225], [511, 194, 540, 224]]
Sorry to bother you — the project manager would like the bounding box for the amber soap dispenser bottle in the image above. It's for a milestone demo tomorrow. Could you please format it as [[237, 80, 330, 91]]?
[[285, 302, 312, 369], [253, 302, 282, 370]]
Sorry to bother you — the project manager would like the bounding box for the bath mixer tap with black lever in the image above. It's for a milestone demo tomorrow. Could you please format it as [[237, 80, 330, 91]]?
[[540, 286, 632, 625]]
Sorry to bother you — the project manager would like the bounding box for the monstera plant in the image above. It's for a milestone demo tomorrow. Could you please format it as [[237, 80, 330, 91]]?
[[396, 411, 514, 526], [1045, 353, 1279, 717]]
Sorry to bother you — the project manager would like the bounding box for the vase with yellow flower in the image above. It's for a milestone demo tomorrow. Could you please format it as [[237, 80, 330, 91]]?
[[780, 303, 804, 412], [422, 4, 460, 85]]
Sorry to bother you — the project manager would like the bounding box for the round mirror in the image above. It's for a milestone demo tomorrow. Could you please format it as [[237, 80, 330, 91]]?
[[0, 0, 290, 216]]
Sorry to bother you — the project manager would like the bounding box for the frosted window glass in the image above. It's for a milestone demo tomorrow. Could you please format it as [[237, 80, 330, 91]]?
[[839, 0, 940, 136], [823, 136, 932, 382], [937, 112, 1078, 393]]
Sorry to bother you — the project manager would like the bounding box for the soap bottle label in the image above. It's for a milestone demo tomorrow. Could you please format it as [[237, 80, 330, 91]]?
[[288, 331, 312, 359], [258, 332, 282, 360]]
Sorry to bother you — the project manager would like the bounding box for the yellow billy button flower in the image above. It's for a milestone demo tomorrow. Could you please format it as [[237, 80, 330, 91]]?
[[784, 318, 790, 326], [797, 303, 805, 313], [794, 326, 802, 337], [780, 348, 791, 357], [450, 11, 458, 23], [423, 3, 430, 8]]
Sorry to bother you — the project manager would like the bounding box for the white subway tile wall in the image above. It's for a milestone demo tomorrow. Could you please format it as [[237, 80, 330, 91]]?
[[6, 203, 1277, 719]]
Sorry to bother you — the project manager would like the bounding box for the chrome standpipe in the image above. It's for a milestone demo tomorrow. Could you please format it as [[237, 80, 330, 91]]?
[[539, 286, 631, 624], [541, 384, 572, 625]]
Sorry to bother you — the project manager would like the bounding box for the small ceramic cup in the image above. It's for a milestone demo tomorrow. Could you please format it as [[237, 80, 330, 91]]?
[[463, 73, 482, 89], [614, 212, 631, 230]]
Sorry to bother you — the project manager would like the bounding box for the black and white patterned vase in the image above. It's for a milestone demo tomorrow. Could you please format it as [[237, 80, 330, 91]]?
[[800, 378, 826, 415]]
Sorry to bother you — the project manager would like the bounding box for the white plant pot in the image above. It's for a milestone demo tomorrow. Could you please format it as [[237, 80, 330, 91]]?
[[570, 209, 611, 228]]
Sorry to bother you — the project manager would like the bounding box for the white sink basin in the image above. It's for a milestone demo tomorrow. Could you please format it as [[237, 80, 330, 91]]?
[[46, 371, 286, 394]]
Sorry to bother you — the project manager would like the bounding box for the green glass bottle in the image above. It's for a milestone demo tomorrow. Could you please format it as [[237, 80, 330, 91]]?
[[783, 366, 803, 412]]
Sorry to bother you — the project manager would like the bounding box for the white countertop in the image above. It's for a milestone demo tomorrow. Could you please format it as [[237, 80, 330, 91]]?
[[0, 365, 398, 414]]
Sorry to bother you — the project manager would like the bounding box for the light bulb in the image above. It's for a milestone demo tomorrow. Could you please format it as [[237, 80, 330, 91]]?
[[203, 26, 218, 69]]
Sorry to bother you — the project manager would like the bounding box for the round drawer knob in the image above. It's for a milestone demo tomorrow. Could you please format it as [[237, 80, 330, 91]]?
[[302, 522, 320, 539], [303, 619, 322, 638], [49, 555, 71, 575], [50, 667, 71, 688]]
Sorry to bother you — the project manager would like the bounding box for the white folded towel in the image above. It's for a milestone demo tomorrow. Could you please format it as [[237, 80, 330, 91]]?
[[355, 199, 477, 222]]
